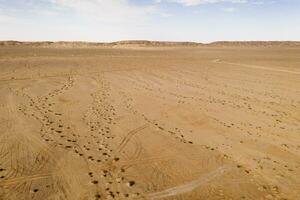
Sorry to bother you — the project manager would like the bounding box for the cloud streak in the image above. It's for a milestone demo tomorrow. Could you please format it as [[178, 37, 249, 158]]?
[[222, 7, 237, 12], [49, 0, 155, 23], [158, 0, 247, 6]]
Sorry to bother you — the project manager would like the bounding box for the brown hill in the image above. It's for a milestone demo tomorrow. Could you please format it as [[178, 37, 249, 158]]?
[[0, 40, 299, 48], [209, 41, 300, 47]]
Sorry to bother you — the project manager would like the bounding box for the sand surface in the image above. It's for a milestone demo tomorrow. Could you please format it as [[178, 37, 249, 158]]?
[[0, 45, 299, 200]]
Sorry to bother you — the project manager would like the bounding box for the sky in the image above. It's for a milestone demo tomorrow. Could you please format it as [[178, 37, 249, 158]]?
[[0, 0, 299, 42]]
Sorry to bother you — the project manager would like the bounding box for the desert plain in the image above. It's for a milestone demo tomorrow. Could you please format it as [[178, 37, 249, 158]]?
[[0, 42, 299, 200]]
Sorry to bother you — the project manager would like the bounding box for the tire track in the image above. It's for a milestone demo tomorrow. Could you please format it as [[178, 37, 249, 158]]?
[[147, 166, 230, 199], [213, 59, 300, 75], [0, 173, 54, 186], [117, 124, 148, 153]]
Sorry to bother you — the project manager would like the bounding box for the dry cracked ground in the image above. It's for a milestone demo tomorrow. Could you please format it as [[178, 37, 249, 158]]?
[[0, 45, 299, 200]]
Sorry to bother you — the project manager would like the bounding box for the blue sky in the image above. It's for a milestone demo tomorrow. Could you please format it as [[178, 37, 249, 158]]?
[[0, 0, 299, 42]]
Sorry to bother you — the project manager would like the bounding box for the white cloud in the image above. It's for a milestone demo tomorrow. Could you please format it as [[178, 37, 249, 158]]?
[[49, 0, 155, 23], [0, 0, 162, 41], [0, 15, 18, 23], [161, 12, 173, 17], [222, 7, 237, 12], [159, 0, 247, 6]]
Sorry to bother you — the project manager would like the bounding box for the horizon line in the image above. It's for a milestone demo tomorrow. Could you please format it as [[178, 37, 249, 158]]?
[[1, 40, 300, 45]]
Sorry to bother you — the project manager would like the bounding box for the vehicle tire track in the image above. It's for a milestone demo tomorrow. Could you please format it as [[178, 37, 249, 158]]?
[[147, 166, 230, 199], [117, 124, 148, 153]]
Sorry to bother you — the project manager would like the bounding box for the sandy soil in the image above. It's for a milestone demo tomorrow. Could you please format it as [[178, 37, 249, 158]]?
[[0, 45, 299, 200]]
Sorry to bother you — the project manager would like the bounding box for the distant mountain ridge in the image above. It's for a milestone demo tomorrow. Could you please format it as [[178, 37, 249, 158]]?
[[209, 41, 300, 47], [1, 40, 299, 47]]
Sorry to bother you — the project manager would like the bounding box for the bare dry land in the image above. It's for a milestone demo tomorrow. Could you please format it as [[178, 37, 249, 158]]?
[[0, 43, 299, 200]]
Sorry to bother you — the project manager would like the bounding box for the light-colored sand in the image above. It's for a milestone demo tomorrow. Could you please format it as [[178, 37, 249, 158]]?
[[0, 44, 299, 200]]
